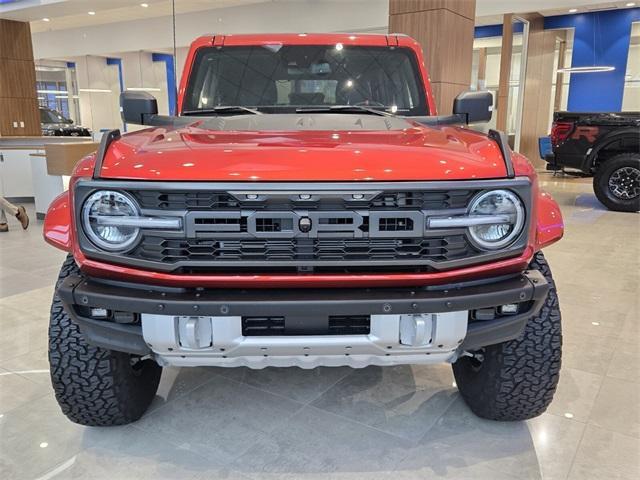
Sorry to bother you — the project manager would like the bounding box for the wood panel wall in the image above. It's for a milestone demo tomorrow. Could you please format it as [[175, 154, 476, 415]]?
[[389, 0, 476, 114], [0, 19, 40, 137]]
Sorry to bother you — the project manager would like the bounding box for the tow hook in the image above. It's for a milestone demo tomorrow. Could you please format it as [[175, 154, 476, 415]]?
[[461, 350, 485, 362]]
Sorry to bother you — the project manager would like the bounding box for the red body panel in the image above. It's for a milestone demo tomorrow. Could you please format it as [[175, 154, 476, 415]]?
[[536, 191, 564, 249], [43, 191, 72, 252], [96, 123, 507, 182], [45, 34, 564, 289], [75, 247, 534, 289]]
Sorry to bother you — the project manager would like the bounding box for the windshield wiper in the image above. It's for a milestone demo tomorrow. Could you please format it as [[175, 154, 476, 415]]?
[[295, 105, 393, 117], [182, 106, 263, 116]]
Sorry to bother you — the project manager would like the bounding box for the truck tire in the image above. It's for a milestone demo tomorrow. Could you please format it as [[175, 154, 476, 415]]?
[[49, 255, 162, 426], [593, 153, 640, 212], [452, 252, 561, 421]]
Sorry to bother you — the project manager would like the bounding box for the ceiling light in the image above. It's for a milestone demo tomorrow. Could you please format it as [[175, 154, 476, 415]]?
[[557, 66, 615, 73], [78, 88, 112, 93], [36, 66, 66, 72], [37, 89, 69, 94], [626, 2, 636, 6], [140, 2, 149, 7], [569, 8, 578, 13], [42, 18, 50, 22], [88, 11, 96, 15], [126, 87, 161, 92]]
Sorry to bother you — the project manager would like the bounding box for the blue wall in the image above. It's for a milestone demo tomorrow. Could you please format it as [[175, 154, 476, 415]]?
[[474, 23, 523, 39], [475, 8, 640, 113], [545, 9, 640, 112]]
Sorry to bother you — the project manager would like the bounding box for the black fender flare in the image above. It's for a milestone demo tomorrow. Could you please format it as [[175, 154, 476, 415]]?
[[584, 127, 640, 171]]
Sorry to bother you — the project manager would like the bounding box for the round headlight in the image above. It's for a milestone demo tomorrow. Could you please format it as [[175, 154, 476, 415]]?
[[468, 189, 525, 250], [82, 190, 140, 251]]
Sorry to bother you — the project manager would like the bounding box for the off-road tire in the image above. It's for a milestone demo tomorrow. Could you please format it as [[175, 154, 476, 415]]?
[[452, 252, 562, 421], [49, 255, 162, 426], [593, 153, 640, 212]]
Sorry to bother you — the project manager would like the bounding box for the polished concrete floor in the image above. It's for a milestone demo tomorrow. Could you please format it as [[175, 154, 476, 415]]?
[[0, 174, 638, 480]]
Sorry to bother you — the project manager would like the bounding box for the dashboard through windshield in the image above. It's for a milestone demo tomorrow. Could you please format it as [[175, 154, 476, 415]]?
[[183, 45, 429, 116]]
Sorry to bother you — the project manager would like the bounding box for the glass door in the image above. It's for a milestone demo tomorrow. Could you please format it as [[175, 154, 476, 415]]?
[[506, 16, 529, 152]]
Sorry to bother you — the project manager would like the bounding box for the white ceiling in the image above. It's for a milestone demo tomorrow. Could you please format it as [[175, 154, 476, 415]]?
[[476, 0, 635, 16], [1, 0, 637, 33], [476, 1, 638, 25], [1, 0, 270, 32]]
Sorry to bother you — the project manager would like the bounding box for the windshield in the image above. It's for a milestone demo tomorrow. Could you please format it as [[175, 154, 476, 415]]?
[[183, 45, 428, 116], [40, 108, 71, 124]]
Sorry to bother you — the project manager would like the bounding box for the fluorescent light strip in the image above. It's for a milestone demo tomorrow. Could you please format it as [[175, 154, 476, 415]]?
[[126, 87, 162, 92], [557, 66, 615, 73], [78, 88, 112, 93], [37, 89, 68, 94]]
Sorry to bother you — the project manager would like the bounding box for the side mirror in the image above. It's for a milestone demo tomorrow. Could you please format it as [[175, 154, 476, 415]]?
[[120, 91, 158, 125], [453, 90, 493, 124]]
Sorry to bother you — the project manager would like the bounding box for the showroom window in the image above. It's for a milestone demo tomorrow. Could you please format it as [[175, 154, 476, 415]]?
[[35, 62, 81, 124], [549, 29, 574, 128], [470, 30, 527, 140]]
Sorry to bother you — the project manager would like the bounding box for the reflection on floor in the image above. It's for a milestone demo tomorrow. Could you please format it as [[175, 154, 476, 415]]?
[[0, 173, 638, 480]]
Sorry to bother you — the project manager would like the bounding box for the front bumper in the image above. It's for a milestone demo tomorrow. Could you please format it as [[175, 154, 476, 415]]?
[[57, 269, 549, 368]]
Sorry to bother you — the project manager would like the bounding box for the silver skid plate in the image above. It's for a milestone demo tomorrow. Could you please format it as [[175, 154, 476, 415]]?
[[141, 312, 468, 369]]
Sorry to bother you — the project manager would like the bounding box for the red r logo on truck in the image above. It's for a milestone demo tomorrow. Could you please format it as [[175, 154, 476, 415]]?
[[572, 126, 599, 143]]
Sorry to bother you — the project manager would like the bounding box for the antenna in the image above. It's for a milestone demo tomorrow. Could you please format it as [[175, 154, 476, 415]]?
[[171, 0, 178, 114]]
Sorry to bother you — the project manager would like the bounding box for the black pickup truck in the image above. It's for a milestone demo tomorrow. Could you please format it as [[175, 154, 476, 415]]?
[[546, 112, 640, 212]]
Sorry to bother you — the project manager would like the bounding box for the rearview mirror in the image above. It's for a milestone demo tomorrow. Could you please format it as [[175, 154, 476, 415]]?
[[453, 91, 493, 124], [120, 91, 158, 125]]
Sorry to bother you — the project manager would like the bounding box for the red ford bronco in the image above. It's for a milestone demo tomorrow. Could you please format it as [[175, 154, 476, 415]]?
[[44, 34, 564, 426]]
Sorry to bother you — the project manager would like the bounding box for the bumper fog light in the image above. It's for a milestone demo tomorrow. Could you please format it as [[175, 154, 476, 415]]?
[[90, 307, 109, 318], [499, 303, 519, 315]]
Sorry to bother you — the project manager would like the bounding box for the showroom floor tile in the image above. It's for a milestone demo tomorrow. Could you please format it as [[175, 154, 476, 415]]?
[[0, 175, 638, 479]]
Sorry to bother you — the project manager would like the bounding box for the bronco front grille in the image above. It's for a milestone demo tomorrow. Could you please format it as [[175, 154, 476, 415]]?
[[131, 189, 475, 211], [74, 180, 531, 274], [132, 235, 472, 263]]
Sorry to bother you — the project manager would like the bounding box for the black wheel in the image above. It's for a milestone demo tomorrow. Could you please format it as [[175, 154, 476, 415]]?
[[593, 153, 640, 212], [49, 255, 162, 426], [452, 252, 562, 421]]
